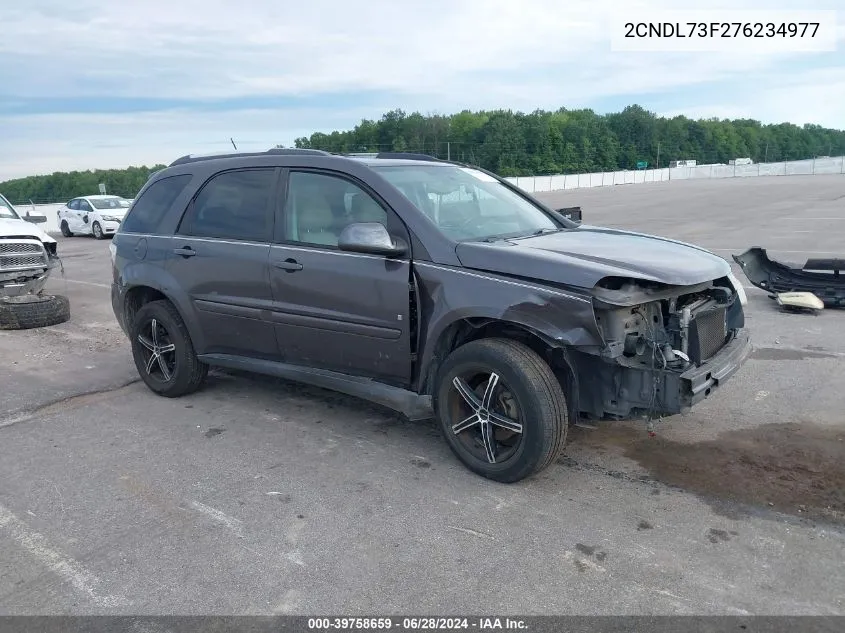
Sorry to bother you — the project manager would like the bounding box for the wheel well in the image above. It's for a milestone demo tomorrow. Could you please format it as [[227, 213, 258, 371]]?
[[124, 286, 168, 329], [423, 318, 581, 424]]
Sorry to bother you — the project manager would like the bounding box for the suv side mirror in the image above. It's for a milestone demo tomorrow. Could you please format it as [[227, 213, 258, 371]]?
[[338, 222, 408, 257], [555, 206, 582, 225]]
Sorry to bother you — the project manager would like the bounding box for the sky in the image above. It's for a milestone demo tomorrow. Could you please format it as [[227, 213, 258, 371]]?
[[0, 0, 843, 181]]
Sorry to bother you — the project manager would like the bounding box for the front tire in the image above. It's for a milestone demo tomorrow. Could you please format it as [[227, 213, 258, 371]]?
[[130, 299, 208, 397], [60, 221, 73, 237], [92, 221, 105, 239], [433, 338, 569, 483]]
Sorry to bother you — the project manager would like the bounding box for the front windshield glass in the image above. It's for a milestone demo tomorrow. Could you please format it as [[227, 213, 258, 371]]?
[[91, 197, 131, 210], [371, 164, 560, 241], [0, 194, 20, 220]]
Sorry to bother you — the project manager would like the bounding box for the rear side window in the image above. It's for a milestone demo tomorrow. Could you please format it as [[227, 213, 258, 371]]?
[[121, 174, 192, 234], [178, 168, 276, 242]]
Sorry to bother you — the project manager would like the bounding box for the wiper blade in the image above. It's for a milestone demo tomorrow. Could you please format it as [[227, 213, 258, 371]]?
[[517, 228, 561, 238]]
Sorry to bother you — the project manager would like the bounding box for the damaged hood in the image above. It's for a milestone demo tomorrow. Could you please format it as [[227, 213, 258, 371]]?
[[0, 217, 56, 244], [456, 225, 730, 289]]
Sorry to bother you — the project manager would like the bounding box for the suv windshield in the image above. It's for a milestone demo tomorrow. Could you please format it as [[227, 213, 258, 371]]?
[[91, 197, 131, 210], [0, 194, 21, 220], [371, 164, 560, 241]]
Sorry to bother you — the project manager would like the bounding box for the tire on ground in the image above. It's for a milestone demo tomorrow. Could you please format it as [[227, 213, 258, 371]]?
[[433, 337, 569, 483], [130, 299, 208, 398], [0, 294, 71, 330], [60, 221, 73, 237]]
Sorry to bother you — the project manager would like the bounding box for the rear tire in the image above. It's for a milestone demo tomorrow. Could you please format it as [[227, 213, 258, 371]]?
[[433, 337, 569, 483], [0, 294, 71, 330], [130, 299, 208, 397], [60, 221, 73, 237]]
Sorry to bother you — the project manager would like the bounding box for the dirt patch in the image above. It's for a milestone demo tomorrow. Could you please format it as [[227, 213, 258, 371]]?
[[750, 347, 835, 361], [575, 422, 845, 525]]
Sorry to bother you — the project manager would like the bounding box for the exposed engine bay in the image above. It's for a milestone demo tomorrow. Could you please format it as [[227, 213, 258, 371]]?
[[572, 275, 748, 421], [593, 276, 744, 371]]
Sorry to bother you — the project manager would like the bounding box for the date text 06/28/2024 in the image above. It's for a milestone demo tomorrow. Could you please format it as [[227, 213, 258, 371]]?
[[610, 10, 838, 53], [307, 617, 527, 631]]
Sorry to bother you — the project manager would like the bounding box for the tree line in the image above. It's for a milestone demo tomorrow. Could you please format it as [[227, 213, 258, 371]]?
[[295, 105, 845, 175], [2, 104, 844, 203], [1, 165, 165, 206]]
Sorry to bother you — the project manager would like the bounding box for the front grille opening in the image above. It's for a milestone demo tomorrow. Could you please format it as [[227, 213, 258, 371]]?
[[0, 241, 48, 271]]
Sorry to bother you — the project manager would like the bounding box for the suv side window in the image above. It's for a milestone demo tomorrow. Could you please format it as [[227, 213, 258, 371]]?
[[122, 174, 192, 234], [179, 169, 276, 243], [283, 170, 389, 248]]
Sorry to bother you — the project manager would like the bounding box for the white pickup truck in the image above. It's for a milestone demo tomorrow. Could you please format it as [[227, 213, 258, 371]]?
[[0, 193, 70, 329]]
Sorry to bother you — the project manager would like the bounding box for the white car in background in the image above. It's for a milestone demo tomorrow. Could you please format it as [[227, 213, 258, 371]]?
[[57, 195, 133, 239]]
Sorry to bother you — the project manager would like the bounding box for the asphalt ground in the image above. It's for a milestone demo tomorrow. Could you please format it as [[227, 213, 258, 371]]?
[[0, 174, 844, 615]]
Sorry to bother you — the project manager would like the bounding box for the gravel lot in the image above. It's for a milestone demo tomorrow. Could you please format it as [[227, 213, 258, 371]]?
[[1, 174, 844, 615]]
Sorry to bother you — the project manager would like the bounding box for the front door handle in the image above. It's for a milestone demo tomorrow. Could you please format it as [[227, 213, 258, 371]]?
[[273, 258, 303, 272], [173, 246, 196, 258]]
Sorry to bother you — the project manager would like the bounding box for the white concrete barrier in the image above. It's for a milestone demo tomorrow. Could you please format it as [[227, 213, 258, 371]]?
[[505, 155, 845, 193]]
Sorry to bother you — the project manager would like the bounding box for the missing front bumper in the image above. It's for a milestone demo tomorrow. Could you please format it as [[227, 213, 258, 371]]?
[[679, 328, 751, 410], [574, 328, 751, 420]]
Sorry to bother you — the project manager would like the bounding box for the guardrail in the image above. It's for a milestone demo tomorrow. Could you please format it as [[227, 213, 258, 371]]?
[[504, 155, 845, 193]]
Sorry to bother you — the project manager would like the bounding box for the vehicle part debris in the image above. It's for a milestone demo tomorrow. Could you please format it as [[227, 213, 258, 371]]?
[[733, 247, 844, 308], [775, 292, 824, 314]]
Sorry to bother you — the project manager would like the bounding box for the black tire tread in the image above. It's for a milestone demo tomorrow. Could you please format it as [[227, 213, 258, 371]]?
[[0, 294, 71, 330], [493, 338, 569, 472], [131, 299, 208, 397]]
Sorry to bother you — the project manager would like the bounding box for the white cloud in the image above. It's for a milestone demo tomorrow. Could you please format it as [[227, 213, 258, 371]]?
[[0, 0, 843, 180], [657, 67, 845, 127]]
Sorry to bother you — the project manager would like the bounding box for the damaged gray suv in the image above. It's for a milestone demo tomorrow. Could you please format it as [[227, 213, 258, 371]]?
[[110, 149, 750, 482]]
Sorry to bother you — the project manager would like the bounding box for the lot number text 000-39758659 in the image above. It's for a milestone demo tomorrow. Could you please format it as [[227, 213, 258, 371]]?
[[609, 10, 838, 53]]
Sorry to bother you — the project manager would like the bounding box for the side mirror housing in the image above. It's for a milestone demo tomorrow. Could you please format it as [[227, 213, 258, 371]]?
[[556, 206, 582, 225], [338, 222, 408, 257]]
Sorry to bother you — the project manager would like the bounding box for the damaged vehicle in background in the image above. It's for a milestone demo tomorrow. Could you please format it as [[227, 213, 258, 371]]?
[[110, 149, 751, 483], [0, 192, 70, 329]]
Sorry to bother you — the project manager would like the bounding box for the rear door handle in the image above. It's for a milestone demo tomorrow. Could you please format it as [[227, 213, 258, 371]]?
[[173, 246, 196, 258], [273, 258, 303, 272]]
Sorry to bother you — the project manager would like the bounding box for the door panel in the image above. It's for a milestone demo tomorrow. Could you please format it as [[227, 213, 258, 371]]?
[[166, 237, 277, 358], [78, 200, 94, 234], [269, 169, 412, 383], [66, 200, 82, 232], [166, 167, 279, 359], [268, 245, 411, 381]]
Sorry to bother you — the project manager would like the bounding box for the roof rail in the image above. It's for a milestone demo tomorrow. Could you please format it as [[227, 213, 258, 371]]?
[[266, 148, 330, 156], [169, 147, 330, 167], [374, 152, 445, 162]]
